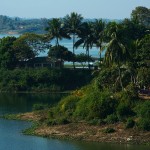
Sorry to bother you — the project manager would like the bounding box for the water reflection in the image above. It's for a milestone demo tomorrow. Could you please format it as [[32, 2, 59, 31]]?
[[0, 93, 65, 115]]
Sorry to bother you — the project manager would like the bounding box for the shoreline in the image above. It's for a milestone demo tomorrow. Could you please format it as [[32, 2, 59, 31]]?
[[3, 112, 150, 145], [0, 91, 71, 94]]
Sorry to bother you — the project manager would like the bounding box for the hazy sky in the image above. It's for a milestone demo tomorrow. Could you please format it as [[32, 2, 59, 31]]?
[[1, 0, 150, 19]]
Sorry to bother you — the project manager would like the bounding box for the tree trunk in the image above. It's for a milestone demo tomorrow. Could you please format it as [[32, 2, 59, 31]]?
[[99, 46, 102, 63], [73, 34, 75, 69], [87, 47, 90, 69], [100, 51, 102, 62], [118, 63, 124, 90], [56, 38, 59, 46], [99, 45, 102, 68]]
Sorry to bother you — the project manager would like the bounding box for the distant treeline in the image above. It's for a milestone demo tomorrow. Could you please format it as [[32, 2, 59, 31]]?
[[0, 15, 49, 34], [0, 15, 122, 34]]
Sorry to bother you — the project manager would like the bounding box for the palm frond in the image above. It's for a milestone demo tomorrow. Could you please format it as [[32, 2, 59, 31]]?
[[74, 39, 84, 48]]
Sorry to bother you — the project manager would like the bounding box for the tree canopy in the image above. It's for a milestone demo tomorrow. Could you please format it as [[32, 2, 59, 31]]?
[[131, 6, 150, 28], [48, 45, 74, 61]]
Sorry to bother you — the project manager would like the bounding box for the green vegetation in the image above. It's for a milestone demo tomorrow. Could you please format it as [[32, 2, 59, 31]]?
[[0, 15, 48, 34], [42, 73, 149, 131], [102, 128, 116, 133], [23, 122, 40, 135], [125, 118, 135, 129], [2, 114, 20, 120], [137, 101, 150, 131], [0, 6, 150, 133], [0, 33, 50, 69], [0, 68, 92, 92], [28, 6, 149, 132], [32, 103, 49, 111], [48, 45, 74, 61]]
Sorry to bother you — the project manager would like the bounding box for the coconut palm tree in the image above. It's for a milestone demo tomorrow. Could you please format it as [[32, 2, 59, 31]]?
[[74, 22, 94, 68], [93, 19, 106, 62], [63, 12, 83, 68], [46, 18, 70, 47], [105, 28, 129, 90]]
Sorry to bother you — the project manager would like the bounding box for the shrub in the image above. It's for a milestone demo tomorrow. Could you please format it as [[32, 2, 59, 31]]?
[[46, 119, 57, 126], [138, 118, 150, 131], [48, 110, 54, 120], [105, 114, 119, 124], [136, 101, 150, 131], [125, 83, 138, 100], [117, 103, 133, 120], [0, 68, 93, 92], [57, 95, 80, 115], [103, 128, 115, 133], [137, 101, 150, 119], [74, 90, 117, 120], [88, 119, 105, 125], [46, 117, 70, 126], [126, 118, 135, 129], [57, 117, 70, 125]]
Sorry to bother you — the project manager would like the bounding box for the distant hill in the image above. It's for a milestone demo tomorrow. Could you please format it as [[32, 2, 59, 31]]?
[[0, 15, 122, 34], [84, 18, 122, 23], [0, 15, 49, 34]]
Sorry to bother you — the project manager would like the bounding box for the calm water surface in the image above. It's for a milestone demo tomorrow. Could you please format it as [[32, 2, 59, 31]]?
[[0, 93, 149, 150]]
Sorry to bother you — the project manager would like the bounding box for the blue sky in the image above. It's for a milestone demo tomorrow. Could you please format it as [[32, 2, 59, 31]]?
[[1, 0, 150, 19]]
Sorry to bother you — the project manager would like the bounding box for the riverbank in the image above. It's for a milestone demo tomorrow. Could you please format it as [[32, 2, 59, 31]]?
[[4, 112, 150, 145]]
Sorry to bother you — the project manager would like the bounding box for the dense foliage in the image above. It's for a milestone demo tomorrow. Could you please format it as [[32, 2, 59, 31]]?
[[0, 6, 150, 131], [48, 45, 74, 61], [0, 68, 92, 92], [46, 74, 150, 130], [32, 6, 150, 131]]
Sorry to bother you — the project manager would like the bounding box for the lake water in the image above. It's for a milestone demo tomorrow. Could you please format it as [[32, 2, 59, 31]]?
[[0, 93, 149, 150]]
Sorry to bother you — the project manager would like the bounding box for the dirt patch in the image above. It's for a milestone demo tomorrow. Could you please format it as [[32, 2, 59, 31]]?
[[139, 94, 150, 100], [18, 112, 150, 144], [17, 111, 47, 122], [34, 123, 150, 144]]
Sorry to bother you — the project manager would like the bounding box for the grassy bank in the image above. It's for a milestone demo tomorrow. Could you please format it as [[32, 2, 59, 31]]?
[[26, 66, 149, 144], [3, 110, 150, 145], [2, 65, 150, 144]]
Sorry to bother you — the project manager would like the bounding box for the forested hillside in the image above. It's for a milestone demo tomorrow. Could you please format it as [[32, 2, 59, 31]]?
[[0, 15, 48, 34], [0, 15, 121, 34]]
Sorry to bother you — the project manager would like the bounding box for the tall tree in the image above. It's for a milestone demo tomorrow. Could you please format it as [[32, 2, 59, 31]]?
[[12, 37, 35, 61], [105, 28, 129, 90], [121, 19, 146, 44], [46, 18, 70, 47], [93, 19, 106, 62], [136, 34, 150, 64], [0, 36, 17, 69], [15, 33, 49, 56], [131, 6, 150, 28], [74, 22, 94, 68], [48, 45, 74, 62], [63, 12, 83, 68]]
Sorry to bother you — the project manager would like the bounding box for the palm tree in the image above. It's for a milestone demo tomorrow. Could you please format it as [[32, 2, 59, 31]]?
[[46, 18, 70, 47], [105, 29, 129, 90], [63, 12, 83, 68], [93, 19, 106, 62], [74, 22, 94, 68]]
